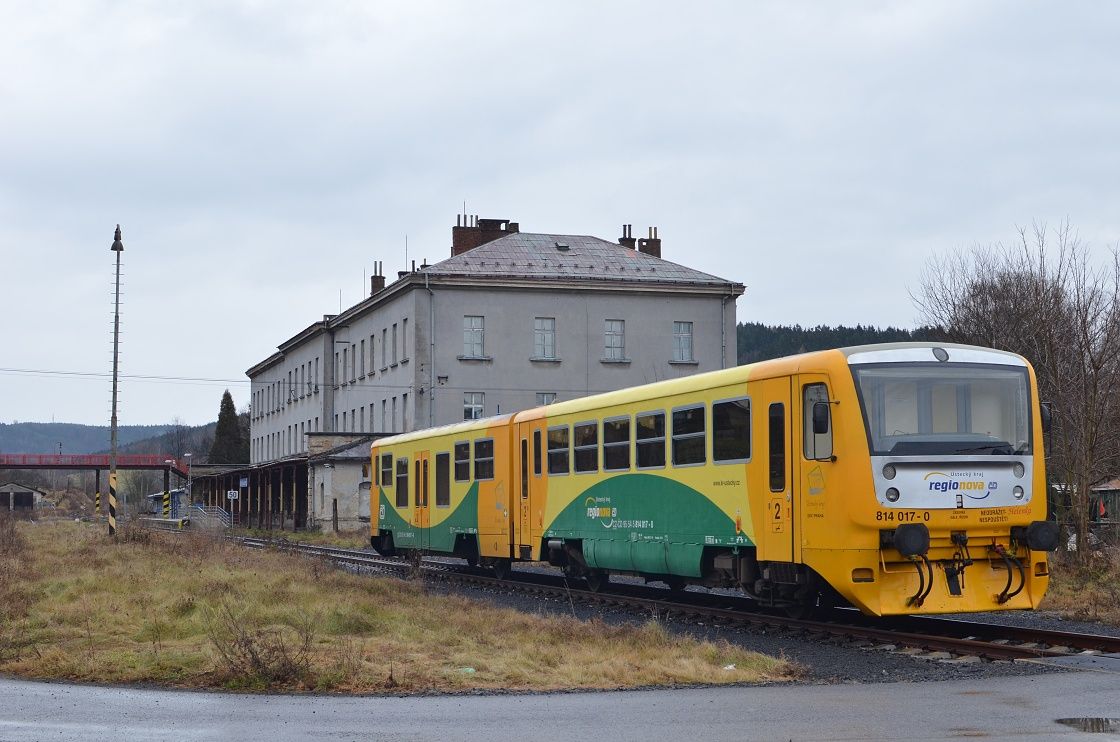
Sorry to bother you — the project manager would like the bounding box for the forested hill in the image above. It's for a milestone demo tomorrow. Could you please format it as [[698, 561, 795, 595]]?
[[737, 323, 939, 365], [0, 422, 171, 455]]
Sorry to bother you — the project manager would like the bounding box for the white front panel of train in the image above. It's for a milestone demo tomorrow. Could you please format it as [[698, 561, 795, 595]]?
[[871, 457, 1032, 509]]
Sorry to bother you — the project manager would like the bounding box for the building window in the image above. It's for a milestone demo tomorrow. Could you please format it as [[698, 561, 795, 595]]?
[[605, 319, 625, 360], [360, 339, 366, 377], [474, 438, 495, 480], [343, 347, 349, 384], [392, 323, 398, 364], [381, 329, 388, 369], [369, 334, 376, 375], [463, 315, 484, 357], [402, 319, 409, 360], [350, 344, 356, 381], [381, 400, 387, 431], [402, 392, 409, 431], [464, 392, 484, 420], [673, 321, 694, 362], [536, 392, 556, 406], [547, 425, 570, 475], [454, 442, 470, 481], [636, 411, 666, 469], [392, 397, 397, 431], [334, 352, 340, 386], [533, 317, 556, 359]]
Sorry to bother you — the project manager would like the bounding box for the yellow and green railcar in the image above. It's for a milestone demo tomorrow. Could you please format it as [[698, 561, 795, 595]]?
[[371, 342, 1059, 615]]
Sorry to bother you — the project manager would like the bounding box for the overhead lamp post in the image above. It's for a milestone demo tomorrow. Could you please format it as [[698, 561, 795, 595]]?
[[109, 225, 124, 536]]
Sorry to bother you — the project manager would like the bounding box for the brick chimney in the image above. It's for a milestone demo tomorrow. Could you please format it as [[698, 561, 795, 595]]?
[[370, 261, 385, 294], [618, 224, 636, 249], [637, 226, 661, 259], [452, 215, 519, 256]]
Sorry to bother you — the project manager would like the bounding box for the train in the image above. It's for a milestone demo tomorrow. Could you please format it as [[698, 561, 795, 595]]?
[[369, 342, 1059, 616]]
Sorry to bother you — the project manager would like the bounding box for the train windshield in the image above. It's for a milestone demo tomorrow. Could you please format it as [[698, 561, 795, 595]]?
[[852, 363, 1032, 456]]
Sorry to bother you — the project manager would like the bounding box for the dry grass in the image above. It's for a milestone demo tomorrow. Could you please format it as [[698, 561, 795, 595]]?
[[0, 520, 797, 693], [1041, 549, 1120, 625]]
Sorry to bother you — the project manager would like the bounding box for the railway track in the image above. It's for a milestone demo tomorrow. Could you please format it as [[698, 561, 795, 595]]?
[[235, 536, 1120, 663]]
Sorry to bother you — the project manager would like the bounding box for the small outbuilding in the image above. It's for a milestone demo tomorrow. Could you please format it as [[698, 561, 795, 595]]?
[[0, 482, 47, 512]]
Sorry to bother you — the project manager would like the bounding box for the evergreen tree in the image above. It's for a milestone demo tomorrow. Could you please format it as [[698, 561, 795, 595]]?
[[208, 390, 246, 464]]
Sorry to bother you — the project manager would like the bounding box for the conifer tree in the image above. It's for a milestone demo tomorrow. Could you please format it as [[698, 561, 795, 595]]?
[[208, 390, 245, 464]]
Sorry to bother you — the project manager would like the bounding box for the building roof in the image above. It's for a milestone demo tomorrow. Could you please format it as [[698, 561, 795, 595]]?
[[0, 482, 47, 495], [426, 232, 743, 291]]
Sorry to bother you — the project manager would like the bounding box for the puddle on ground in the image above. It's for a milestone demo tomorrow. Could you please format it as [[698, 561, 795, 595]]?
[[1055, 718, 1120, 734]]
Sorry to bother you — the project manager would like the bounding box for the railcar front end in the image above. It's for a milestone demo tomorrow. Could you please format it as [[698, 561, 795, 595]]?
[[813, 345, 1059, 615]]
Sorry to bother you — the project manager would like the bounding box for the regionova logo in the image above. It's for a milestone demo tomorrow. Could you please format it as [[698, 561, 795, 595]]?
[[923, 471, 996, 500]]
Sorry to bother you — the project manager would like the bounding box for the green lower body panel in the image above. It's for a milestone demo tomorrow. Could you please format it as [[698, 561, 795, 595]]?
[[583, 537, 704, 577], [545, 473, 751, 578]]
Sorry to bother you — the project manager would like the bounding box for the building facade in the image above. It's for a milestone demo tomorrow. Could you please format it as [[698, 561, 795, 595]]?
[[246, 216, 744, 527]]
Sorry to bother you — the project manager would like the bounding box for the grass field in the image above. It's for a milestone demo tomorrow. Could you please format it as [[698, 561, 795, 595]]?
[[1040, 550, 1120, 625], [0, 518, 796, 692]]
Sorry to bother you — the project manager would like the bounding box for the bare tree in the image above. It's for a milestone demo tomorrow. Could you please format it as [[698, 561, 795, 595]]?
[[914, 221, 1120, 556]]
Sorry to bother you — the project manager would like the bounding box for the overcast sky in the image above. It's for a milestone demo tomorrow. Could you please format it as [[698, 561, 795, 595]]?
[[2, 1, 1118, 427]]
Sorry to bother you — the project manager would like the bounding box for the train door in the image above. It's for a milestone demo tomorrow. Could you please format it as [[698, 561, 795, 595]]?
[[758, 378, 794, 562], [516, 419, 546, 560], [413, 450, 430, 551], [796, 374, 834, 562]]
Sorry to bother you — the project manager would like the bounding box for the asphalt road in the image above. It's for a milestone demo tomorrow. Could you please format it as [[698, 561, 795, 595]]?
[[0, 669, 1117, 741]]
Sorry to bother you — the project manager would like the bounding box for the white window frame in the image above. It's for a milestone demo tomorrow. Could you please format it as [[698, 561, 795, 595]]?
[[604, 319, 625, 360], [463, 316, 485, 357], [464, 392, 484, 420], [533, 317, 557, 359], [673, 321, 694, 362]]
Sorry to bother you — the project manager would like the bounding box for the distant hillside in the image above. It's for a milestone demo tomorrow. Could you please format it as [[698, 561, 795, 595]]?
[[117, 422, 217, 460], [0, 422, 171, 455], [737, 322, 941, 365]]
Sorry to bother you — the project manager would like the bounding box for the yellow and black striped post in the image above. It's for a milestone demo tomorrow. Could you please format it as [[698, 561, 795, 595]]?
[[94, 469, 101, 515], [163, 467, 171, 518], [108, 470, 118, 536]]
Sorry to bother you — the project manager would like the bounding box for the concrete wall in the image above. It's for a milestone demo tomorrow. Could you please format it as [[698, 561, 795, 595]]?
[[422, 285, 736, 425]]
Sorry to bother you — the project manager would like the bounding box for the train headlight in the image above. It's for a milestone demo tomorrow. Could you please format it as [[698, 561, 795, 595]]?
[[885, 487, 900, 503], [1013, 485, 1025, 500], [1013, 462, 1025, 478], [882, 464, 897, 480]]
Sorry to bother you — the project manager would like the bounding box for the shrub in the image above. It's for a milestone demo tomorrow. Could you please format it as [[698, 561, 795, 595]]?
[[203, 596, 316, 685]]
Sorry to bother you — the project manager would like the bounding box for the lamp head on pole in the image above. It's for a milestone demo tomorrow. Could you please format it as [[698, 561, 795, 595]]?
[[111, 224, 124, 252]]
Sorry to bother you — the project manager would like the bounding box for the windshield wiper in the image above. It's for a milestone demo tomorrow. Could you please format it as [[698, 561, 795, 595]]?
[[953, 444, 1013, 455]]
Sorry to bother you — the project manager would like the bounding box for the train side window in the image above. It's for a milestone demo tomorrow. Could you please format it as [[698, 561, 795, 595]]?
[[435, 452, 450, 507], [574, 421, 599, 473], [454, 441, 470, 482], [603, 416, 631, 471], [714, 398, 751, 463], [474, 438, 495, 480], [547, 425, 570, 475], [768, 403, 785, 492], [636, 411, 666, 469], [533, 430, 542, 476], [672, 404, 706, 466], [803, 383, 833, 461], [395, 457, 409, 507], [380, 453, 393, 488]]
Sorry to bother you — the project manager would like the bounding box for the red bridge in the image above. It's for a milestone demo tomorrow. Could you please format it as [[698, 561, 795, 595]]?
[[0, 454, 190, 478]]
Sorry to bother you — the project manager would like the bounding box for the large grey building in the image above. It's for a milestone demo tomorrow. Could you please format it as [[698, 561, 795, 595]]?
[[246, 216, 743, 526]]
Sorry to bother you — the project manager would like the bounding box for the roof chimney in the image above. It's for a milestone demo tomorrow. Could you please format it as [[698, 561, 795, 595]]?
[[637, 226, 661, 259], [452, 214, 518, 256], [618, 224, 636, 249], [370, 261, 385, 294]]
